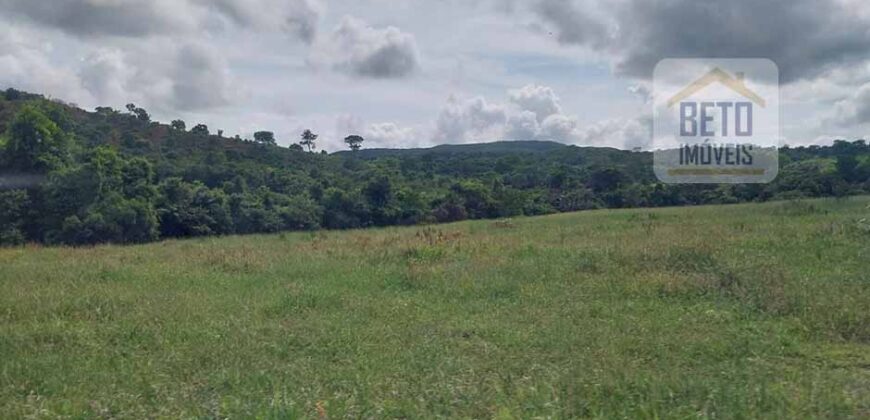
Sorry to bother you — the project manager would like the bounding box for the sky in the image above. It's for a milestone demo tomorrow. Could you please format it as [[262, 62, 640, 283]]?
[[1, 0, 870, 152]]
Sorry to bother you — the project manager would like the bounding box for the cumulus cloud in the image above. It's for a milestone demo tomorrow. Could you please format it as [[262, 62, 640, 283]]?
[[504, 110, 540, 140], [334, 114, 420, 148], [365, 122, 419, 148], [428, 85, 651, 149], [78, 49, 131, 102], [75, 42, 236, 112], [508, 84, 562, 122], [432, 95, 507, 143], [539, 113, 579, 141], [828, 83, 870, 127], [532, 0, 870, 83], [531, 113, 651, 150], [572, 117, 652, 150], [0, 25, 90, 102], [313, 16, 420, 78], [171, 43, 234, 110]]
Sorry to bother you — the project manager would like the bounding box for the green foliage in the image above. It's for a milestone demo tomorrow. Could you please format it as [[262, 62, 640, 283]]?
[[2, 105, 71, 172], [322, 187, 366, 229], [41, 147, 159, 245], [449, 180, 497, 219], [125, 103, 150, 122], [229, 187, 321, 234], [300, 129, 317, 152], [1, 89, 869, 247], [344, 134, 364, 151], [0, 189, 29, 245], [156, 178, 232, 237], [57, 193, 158, 245], [190, 124, 209, 136], [253, 131, 276, 145]]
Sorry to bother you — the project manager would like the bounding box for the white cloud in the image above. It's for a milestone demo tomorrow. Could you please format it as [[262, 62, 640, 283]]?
[[1, 0, 869, 149], [828, 83, 870, 127], [427, 84, 652, 149], [311, 16, 419, 79], [171, 43, 235, 111], [508, 84, 562, 122], [73, 41, 238, 113], [79, 49, 130, 102], [0, 25, 90, 103], [365, 122, 419, 148], [572, 117, 651, 150], [432, 95, 507, 143], [504, 110, 540, 140]]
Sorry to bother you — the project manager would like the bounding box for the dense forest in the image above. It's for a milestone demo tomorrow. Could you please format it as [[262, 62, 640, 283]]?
[[1, 88, 869, 246]]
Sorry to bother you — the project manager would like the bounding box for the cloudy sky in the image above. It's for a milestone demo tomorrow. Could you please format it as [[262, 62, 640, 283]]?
[[2, 0, 870, 151]]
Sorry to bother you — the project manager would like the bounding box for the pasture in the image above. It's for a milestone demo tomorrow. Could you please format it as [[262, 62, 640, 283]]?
[[1, 197, 868, 418]]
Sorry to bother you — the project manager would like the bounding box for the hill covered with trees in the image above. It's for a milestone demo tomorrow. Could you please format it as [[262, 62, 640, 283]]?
[[1, 88, 869, 246]]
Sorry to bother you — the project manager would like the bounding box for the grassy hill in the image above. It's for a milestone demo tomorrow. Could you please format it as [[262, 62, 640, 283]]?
[[1, 197, 868, 418]]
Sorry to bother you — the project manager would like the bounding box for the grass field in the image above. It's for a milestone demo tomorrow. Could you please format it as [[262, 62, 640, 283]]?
[[1, 197, 869, 418]]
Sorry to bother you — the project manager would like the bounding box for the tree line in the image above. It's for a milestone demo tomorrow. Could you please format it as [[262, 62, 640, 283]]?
[[1, 88, 869, 246]]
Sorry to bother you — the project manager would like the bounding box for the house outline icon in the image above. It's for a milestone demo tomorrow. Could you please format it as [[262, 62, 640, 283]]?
[[666, 67, 766, 108]]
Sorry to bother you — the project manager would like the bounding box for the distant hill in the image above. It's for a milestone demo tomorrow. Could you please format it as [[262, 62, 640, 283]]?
[[333, 140, 569, 158]]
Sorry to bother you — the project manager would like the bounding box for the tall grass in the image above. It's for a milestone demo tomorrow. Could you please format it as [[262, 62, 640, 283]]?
[[1, 197, 868, 418]]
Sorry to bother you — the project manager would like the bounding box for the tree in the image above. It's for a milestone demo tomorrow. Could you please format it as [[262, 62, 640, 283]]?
[[4, 88, 21, 100], [254, 131, 277, 145], [3, 105, 71, 172], [363, 175, 393, 208], [588, 168, 626, 193], [125, 103, 150, 122], [0, 190, 29, 245], [449, 180, 497, 219], [322, 188, 366, 229], [300, 129, 318, 152], [363, 174, 401, 226], [136, 109, 150, 122], [41, 147, 160, 245], [95, 107, 116, 116], [344, 135, 364, 151], [170, 120, 187, 131], [837, 155, 861, 183], [191, 124, 209, 136], [156, 178, 232, 237]]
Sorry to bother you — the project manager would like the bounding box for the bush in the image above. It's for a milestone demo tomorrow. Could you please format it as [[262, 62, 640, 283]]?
[[0, 189, 29, 245], [157, 178, 232, 237]]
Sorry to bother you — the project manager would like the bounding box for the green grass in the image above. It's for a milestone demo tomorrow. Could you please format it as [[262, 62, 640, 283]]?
[[1, 197, 869, 418]]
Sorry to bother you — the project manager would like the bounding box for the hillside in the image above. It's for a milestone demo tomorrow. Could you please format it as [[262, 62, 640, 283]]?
[[332, 140, 570, 158], [1, 87, 870, 247], [1, 197, 868, 417]]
